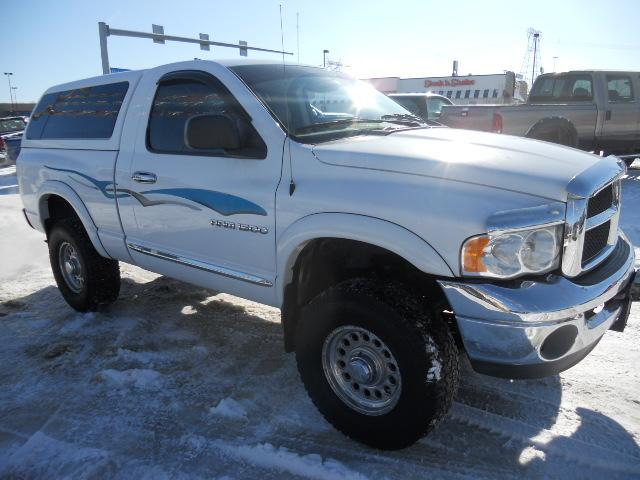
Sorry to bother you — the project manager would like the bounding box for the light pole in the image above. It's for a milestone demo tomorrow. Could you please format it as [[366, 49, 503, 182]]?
[[11, 87, 17, 106], [323, 49, 329, 68], [552, 56, 558, 72], [4, 72, 14, 111]]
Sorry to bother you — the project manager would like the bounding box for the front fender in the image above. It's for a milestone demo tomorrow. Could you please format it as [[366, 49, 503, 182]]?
[[276, 213, 453, 304], [36, 180, 111, 258]]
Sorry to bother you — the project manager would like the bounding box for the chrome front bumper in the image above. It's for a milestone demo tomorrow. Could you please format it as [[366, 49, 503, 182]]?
[[438, 234, 637, 379]]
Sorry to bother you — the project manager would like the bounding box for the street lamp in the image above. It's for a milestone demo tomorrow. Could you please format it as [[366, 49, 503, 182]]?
[[11, 87, 17, 106], [4, 72, 14, 111], [323, 49, 329, 68]]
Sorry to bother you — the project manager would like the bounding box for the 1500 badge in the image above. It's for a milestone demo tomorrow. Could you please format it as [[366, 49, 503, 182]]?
[[211, 219, 269, 234]]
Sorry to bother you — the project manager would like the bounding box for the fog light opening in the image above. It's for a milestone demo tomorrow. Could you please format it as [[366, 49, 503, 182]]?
[[539, 325, 578, 361]]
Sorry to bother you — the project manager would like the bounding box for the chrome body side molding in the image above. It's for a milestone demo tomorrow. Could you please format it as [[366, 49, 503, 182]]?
[[126, 242, 273, 287]]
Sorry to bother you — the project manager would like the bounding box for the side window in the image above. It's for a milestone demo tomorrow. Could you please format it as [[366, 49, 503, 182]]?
[[147, 74, 266, 158], [27, 82, 129, 140], [570, 78, 593, 99], [607, 75, 634, 102]]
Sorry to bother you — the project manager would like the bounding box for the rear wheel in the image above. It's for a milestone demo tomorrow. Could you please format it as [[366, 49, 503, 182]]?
[[48, 218, 120, 312], [527, 117, 578, 148], [295, 279, 459, 450]]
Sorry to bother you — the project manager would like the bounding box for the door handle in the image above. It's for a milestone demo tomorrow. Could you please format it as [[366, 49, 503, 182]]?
[[132, 171, 157, 184]]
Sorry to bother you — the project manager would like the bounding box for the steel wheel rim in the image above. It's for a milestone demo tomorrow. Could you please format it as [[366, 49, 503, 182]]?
[[58, 241, 84, 293], [322, 325, 402, 416]]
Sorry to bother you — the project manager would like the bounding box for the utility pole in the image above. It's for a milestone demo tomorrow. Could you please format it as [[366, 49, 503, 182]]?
[[531, 32, 540, 87], [323, 49, 329, 68], [296, 12, 300, 64], [97, 22, 293, 74], [4, 72, 14, 111]]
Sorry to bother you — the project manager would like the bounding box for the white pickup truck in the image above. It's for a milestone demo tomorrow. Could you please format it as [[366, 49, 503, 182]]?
[[17, 60, 639, 450]]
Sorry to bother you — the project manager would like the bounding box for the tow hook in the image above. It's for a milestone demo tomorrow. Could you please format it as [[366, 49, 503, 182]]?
[[630, 269, 640, 302]]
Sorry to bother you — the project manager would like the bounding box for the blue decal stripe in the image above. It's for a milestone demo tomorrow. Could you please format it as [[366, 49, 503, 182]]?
[[142, 188, 267, 216], [45, 166, 267, 216]]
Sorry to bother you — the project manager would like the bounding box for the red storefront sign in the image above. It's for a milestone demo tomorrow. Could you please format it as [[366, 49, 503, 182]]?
[[425, 78, 475, 88]]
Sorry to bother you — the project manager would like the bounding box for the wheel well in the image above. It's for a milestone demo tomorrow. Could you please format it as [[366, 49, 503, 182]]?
[[526, 117, 578, 147], [42, 194, 79, 234], [281, 238, 458, 352]]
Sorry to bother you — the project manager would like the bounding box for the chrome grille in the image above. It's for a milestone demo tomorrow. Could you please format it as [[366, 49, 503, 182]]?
[[587, 184, 614, 218], [582, 220, 610, 265], [561, 156, 625, 278]]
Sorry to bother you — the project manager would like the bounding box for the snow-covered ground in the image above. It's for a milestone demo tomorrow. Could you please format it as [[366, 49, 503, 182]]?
[[0, 166, 639, 479]]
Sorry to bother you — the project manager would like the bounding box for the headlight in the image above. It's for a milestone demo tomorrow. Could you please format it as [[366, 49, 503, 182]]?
[[461, 224, 563, 278]]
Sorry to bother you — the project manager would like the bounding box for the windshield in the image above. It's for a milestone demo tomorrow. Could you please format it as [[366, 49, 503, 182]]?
[[529, 74, 594, 103], [230, 64, 424, 141], [426, 97, 451, 120], [0, 117, 26, 133]]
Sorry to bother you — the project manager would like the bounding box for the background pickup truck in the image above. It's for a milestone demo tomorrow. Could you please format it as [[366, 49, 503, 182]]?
[[439, 70, 640, 164], [17, 60, 639, 450]]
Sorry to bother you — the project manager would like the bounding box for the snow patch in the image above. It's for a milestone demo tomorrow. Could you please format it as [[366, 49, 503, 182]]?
[[209, 397, 248, 420], [59, 312, 94, 334], [116, 348, 165, 365], [191, 345, 208, 355], [217, 442, 368, 480], [0, 431, 110, 478], [427, 361, 442, 382], [98, 368, 162, 389], [424, 335, 442, 382]]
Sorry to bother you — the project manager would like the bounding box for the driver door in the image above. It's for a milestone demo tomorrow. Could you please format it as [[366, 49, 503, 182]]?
[[116, 65, 285, 304]]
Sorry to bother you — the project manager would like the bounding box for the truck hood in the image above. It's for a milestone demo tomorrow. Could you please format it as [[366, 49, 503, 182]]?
[[312, 127, 603, 202]]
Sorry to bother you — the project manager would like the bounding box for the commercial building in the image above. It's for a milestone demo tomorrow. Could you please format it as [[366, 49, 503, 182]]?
[[364, 72, 522, 104], [0, 103, 35, 117]]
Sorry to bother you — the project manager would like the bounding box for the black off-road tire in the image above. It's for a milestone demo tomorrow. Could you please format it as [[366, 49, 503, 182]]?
[[48, 218, 120, 312], [294, 278, 459, 450]]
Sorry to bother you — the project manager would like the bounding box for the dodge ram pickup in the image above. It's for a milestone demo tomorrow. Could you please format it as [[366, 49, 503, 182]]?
[[439, 70, 640, 164], [17, 60, 639, 450]]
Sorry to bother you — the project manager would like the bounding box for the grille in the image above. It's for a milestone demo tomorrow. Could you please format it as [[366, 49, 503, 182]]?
[[587, 185, 614, 218], [582, 220, 610, 265]]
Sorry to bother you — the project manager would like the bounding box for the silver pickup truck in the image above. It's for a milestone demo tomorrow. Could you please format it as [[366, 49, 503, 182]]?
[[439, 71, 640, 164]]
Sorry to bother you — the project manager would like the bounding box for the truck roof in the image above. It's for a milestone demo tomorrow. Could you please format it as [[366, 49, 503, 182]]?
[[540, 70, 640, 76], [42, 59, 312, 95]]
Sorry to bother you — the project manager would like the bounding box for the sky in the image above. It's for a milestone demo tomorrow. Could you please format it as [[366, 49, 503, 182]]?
[[1, 0, 639, 103]]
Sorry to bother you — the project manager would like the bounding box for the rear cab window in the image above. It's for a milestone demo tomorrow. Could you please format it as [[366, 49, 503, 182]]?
[[529, 74, 593, 103], [27, 82, 129, 140], [0, 117, 26, 133], [390, 96, 424, 118]]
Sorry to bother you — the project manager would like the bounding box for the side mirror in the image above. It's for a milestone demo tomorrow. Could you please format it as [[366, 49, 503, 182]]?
[[185, 114, 242, 151]]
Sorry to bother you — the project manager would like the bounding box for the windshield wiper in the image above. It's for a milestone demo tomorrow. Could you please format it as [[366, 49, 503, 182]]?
[[379, 113, 425, 126], [294, 118, 387, 135]]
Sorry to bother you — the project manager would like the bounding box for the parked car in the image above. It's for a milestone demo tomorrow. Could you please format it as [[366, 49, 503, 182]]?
[[439, 71, 640, 164], [388, 92, 453, 121], [18, 61, 639, 450], [3, 132, 22, 164], [0, 116, 27, 154]]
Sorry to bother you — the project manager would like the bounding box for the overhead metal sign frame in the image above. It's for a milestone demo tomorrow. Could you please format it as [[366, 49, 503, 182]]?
[[98, 22, 293, 74]]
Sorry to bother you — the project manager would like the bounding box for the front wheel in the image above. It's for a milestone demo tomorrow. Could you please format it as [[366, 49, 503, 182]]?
[[48, 218, 120, 312], [295, 279, 459, 450]]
